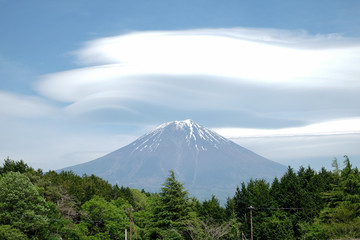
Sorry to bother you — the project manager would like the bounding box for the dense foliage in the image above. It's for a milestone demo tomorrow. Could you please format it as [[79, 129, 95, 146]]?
[[0, 156, 359, 239]]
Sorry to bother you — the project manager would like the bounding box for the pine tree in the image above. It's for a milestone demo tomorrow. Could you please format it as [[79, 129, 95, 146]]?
[[200, 195, 226, 223], [0, 158, 32, 174], [301, 156, 360, 239], [147, 170, 191, 239]]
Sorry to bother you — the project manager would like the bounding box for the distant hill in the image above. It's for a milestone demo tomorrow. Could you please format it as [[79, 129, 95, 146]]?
[[59, 119, 286, 201]]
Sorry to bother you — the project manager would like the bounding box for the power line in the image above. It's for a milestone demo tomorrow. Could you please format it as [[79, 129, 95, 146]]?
[[252, 207, 303, 210]]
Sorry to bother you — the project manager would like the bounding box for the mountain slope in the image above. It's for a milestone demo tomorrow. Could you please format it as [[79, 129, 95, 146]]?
[[60, 119, 286, 201]]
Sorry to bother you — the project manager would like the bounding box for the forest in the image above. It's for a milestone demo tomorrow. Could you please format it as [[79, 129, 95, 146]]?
[[0, 156, 360, 240]]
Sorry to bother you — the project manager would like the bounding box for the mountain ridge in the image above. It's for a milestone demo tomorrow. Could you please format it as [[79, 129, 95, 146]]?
[[59, 119, 286, 201]]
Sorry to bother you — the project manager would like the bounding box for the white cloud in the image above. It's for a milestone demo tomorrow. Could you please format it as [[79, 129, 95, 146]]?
[[38, 28, 360, 95], [228, 133, 360, 170], [3, 27, 360, 171], [212, 118, 360, 169], [214, 118, 360, 138], [35, 28, 360, 129], [212, 117, 360, 169], [0, 91, 55, 118], [72, 28, 360, 86]]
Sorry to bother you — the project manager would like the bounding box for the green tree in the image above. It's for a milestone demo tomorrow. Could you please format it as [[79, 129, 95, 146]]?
[[147, 170, 191, 239], [232, 179, 274, 239], [301, 156, 360, 239], [233, 182, 249, 223], [200, 195, 226, 223], [0, 225, 28, 240], [0, 172, 51, 239], [297, 166, 325, 222], [81, 195, 128, 239], [275, 167, 301, 209], [258, 211, 295, 240], [0, 158, 32, 174]]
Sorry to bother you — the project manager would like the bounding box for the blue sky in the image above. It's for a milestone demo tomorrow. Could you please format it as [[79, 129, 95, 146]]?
[[1, 0, 360, 170]]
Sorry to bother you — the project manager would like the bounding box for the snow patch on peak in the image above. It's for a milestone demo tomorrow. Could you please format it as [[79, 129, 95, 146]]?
[[173, 119, 196, 129], [155, 119, 197, 131], [182, 119, 195, 126], [132, 119, 231, 154]]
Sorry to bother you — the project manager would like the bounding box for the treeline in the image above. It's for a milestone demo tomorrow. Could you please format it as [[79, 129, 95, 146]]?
[[0, 156, 359, 239]]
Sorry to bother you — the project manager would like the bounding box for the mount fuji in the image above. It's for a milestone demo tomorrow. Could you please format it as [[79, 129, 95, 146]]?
[[60, 120, 286, 201]]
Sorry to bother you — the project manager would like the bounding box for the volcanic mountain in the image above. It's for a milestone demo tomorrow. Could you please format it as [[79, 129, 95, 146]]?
[[60, 119, 286, 201]]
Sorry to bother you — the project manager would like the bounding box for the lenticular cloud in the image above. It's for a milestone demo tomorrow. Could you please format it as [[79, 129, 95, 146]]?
[[36, 28, 360, 127], [72, 28, 358, 86]]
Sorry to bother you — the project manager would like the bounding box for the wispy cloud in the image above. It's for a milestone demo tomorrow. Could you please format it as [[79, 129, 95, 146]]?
[[214, 118, 360, 138], [72, 28, 360, 86], [35, 28, 360, 129]]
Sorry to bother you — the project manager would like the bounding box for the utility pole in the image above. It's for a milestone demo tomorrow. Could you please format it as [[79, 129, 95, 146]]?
[[249, 206, 254, 240], [129, 208, 132, 240], [128, 207, 138, 240]]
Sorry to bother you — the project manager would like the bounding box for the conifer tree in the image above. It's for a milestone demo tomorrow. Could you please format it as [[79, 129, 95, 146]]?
[[147, 170, 191, 239], [301, 156, 360, 239], [0, 158, 31, 174], [201, 195, 225, 223]]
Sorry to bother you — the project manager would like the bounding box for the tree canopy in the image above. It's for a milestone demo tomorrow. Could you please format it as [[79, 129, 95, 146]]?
[[1, 157, 359, 239]]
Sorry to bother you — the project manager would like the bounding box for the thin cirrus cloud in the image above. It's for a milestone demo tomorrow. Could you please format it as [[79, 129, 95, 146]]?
[[214, 118, 360, 138], [36, 27, 360, 131]]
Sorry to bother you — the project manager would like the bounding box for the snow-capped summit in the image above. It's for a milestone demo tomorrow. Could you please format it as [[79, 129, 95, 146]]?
[[132, 119, 229, 153], [60, 120, 286, 202]]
